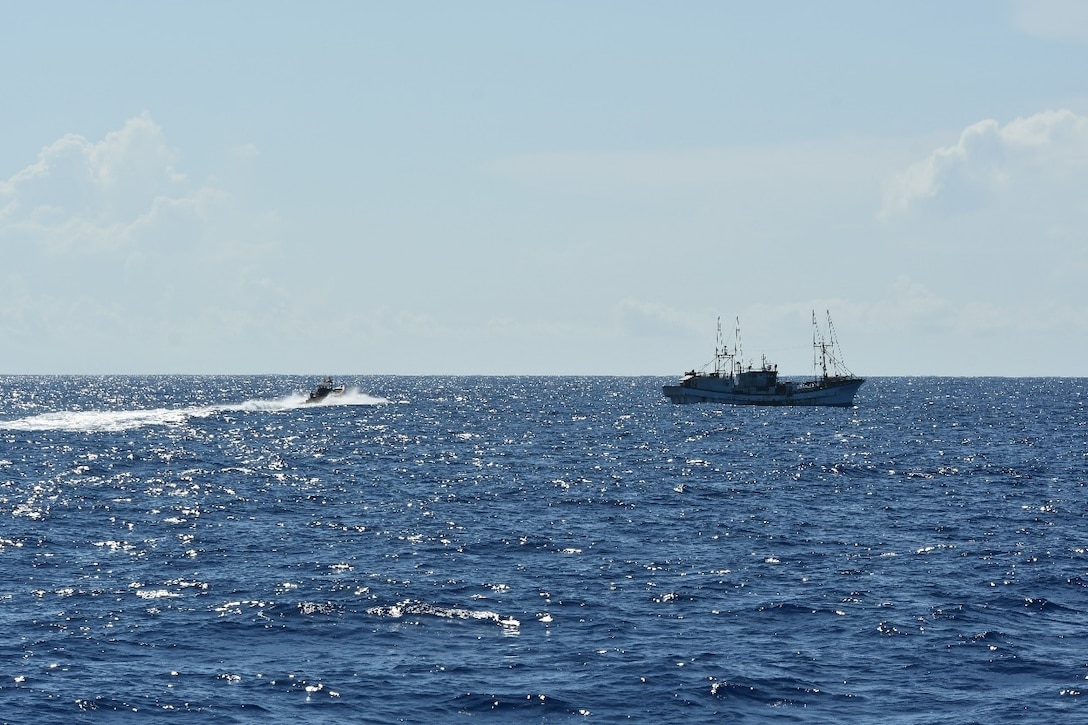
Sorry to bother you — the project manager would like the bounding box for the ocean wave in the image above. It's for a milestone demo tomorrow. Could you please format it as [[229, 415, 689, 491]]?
[[367, 599, 520, 629], [447, 692, 587, 717]]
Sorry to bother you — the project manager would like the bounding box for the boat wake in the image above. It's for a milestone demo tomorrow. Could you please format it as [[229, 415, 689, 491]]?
[[0, 388, 389, 433], [0, 408, 199, 433]]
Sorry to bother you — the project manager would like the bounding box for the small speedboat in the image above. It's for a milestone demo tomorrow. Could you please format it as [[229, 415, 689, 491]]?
[[305, 377, 346, 403]]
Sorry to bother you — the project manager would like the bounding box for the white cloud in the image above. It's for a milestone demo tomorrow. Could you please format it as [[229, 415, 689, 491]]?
[[870, 111, 1088, 372], [881, 109, 1088, 219], [0, 113, 191, 249], [617, 298, 703, 338], [1012, 0, 1088, 41], [230, 143, 260, 161], [0, 115, 292, 371], [0, 114, 275, 265]]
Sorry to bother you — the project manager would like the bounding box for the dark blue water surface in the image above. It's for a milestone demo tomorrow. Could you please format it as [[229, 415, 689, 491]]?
[[1, 376, 1085, 724]]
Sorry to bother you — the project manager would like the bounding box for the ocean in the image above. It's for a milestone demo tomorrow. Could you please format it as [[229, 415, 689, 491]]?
[[0, 375, 1085, 724]]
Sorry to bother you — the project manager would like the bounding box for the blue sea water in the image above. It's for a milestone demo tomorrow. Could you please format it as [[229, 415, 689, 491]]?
[[0, 375, 1085, 724]]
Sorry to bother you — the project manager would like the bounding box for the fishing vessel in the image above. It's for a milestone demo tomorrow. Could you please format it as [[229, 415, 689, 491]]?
[[662, 312, 864, 407], [305, 377, 346, 403]]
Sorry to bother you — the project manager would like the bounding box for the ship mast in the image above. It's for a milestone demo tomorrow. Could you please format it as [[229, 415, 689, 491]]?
[[811, 310, 855, 380], [711, 316, 742, 379], [812, 310, 828, 380]]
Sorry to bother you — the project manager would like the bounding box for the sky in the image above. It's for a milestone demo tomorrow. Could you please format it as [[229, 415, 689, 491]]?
[[2, 1, 1088, 376]]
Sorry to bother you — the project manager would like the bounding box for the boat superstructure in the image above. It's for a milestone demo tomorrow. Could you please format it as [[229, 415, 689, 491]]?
[[305, 377, 346, 403]]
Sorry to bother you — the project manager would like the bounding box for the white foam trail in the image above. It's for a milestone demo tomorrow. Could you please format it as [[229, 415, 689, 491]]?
[[0, 408, 197, 433], [230, 394, 309, 412], [0, 388, 389, 432]]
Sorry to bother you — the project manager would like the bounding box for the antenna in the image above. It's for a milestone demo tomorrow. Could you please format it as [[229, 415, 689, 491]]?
[[812, 310, 818, 379], [714, 317, 724, 375], [734, 316, 742, 375]]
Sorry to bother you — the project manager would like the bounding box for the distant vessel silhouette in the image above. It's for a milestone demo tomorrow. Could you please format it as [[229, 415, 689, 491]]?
[[662, 311, 864, 407]]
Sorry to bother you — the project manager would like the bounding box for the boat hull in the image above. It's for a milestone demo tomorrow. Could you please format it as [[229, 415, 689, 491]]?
[[663, 377, 864, 407]]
